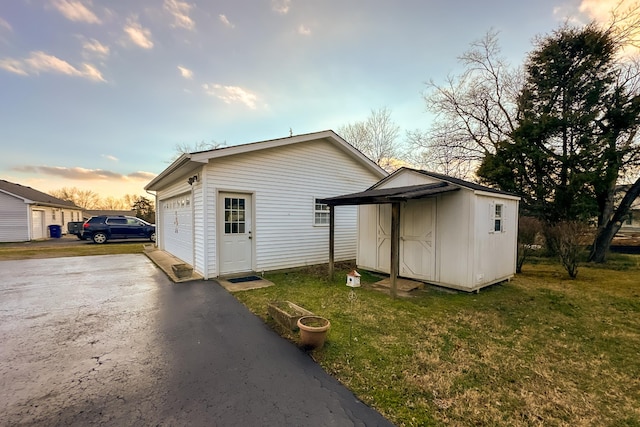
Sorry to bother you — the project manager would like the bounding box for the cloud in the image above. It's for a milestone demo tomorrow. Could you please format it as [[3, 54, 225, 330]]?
[[177, 65, 193, 79], [558, 0, 637, 25], [124, 18, 153, 49], [579, 0, 620, 22], [51, 0, 101, 24], [102, 154, 118, 162], [82, 38, 109, 57], [0, 16, 12, 32], [164, 0, 195, 30], [202, 83, 258, 109], [219, 14, 235, 28], [79, 63, 105, 81], [12, 165, 155, 181], [0, 58, 28, 75], [128, 171, 157, 180], [272, 0, 291, 14], [0, 51, 106, 82], [298, 24, 311, 36]]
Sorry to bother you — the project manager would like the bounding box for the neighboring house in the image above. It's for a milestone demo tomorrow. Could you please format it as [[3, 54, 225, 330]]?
[[83, 210, 137, 221], [0, 179, 83, 242], [619, 196, 640, 234], [145, 130, 387, 279], [321, 168, 520, 292], [612, 185, 640, 235]]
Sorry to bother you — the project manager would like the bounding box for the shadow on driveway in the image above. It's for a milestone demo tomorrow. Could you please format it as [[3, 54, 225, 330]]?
[[0, 254, 393, 426]]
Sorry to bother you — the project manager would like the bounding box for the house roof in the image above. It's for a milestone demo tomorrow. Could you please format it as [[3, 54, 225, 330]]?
[[370, 167, 519, 197], [0, 179, 80, 209], [319, 182, 460, 206], [145, 130, 388, 191], [319, 167, 520, 206]]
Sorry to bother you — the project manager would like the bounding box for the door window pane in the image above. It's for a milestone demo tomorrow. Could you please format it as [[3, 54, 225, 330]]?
[[224, 197, 246, 234]]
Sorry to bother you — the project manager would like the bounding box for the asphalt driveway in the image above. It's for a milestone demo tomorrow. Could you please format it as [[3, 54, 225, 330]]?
[[0, 254, 393, 426]]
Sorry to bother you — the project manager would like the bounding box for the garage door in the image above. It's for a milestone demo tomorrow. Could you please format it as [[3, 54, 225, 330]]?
[[161, 193, 193, 264]]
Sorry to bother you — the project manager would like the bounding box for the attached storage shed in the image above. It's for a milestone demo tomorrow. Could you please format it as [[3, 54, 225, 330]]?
[[321, 168, 520, 292], [145, 130, 387, 279], [0, 179, 83, 242]]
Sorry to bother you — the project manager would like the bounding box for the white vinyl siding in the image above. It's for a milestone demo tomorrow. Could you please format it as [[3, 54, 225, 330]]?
[[0, 192, 29, 242], [356, 169, 519, 292], [202, 139, 379, 277]]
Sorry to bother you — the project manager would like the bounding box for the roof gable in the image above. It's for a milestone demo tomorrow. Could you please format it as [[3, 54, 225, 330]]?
[[146, 130, 387, 191], [0, 179, 80, 209], [372, 168, 519, 198]]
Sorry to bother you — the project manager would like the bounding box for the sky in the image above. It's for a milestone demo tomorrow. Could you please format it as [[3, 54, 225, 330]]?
[[0, 0, 625, 199]]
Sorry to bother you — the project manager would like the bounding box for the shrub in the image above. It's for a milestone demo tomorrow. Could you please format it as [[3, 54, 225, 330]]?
[[517, 216, 543, 273], [545, 221, 592, 278]]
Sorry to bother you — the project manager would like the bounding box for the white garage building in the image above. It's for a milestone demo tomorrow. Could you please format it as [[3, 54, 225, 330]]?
[[145, 130, 387, 279]]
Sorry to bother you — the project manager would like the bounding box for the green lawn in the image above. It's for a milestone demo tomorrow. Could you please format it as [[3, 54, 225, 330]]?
[[234, 257, 640, 426], [0, 242, 145, 260]]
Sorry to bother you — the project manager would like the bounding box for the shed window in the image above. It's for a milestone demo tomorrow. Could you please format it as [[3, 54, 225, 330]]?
[[492, 203, 504, 232], [224, 197, 246, 234], [314, 199, 330, 226]]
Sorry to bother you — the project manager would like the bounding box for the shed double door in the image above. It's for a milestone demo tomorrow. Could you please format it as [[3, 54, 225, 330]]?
[[376, 199, 435, 281]]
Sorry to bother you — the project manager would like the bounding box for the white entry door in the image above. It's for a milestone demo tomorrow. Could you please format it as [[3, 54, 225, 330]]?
[[400, 199, 435, 280], [219, 193, 253, 275], [32, 210, 45, 239]]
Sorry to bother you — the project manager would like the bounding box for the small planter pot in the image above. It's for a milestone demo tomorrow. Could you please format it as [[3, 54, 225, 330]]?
[[267, 301, 314, 331], [297, 316, 331, 350]]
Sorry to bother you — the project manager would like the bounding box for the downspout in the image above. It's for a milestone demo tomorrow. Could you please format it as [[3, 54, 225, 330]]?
[[191, 177, 197, 275]]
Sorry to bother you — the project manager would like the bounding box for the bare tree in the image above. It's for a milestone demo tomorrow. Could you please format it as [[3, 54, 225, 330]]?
[[98, 196, 130, 210], [338, 107, 402, 171], [412, 30, 522, 174], [169, 140, 226, 162], [49, 187, 101, 210], [406, 129, 477, 179]]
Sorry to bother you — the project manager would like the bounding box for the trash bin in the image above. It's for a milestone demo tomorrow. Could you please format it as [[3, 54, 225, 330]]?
[[48, 224, 62, 238]]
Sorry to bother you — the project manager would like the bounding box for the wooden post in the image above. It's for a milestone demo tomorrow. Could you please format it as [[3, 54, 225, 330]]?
[[328, 205, 335, 280], [390, 202, 400, 298]]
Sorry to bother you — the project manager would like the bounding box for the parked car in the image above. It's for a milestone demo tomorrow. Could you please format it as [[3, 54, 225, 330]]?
[[67, 221, 87, 240], [82, 215, 156, 244]]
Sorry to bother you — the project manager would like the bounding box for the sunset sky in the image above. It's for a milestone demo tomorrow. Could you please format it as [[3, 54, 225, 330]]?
[[0, 0, 627, 198]]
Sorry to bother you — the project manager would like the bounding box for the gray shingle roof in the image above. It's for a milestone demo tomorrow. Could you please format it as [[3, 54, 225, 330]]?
[[0, 179, 80, 209], [319, 182, 460, 206]]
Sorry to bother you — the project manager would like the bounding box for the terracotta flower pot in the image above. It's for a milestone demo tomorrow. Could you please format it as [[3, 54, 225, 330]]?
[[297, 315, 330, 350]]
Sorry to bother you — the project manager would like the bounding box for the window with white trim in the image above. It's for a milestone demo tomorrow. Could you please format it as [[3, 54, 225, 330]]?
[[314, 199, 330, 226], [492, 203, 504, 232]]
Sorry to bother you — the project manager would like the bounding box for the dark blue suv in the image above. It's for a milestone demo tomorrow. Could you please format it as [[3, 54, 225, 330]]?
[[82, 215, 156, 244]]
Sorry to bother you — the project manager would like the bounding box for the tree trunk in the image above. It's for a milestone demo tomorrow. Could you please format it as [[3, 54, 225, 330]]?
[[589, 176, 640, 263]]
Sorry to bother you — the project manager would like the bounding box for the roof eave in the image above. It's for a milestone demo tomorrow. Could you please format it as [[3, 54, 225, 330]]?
[[188, 130, 388, 180], [145, 153, 201, 191]]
